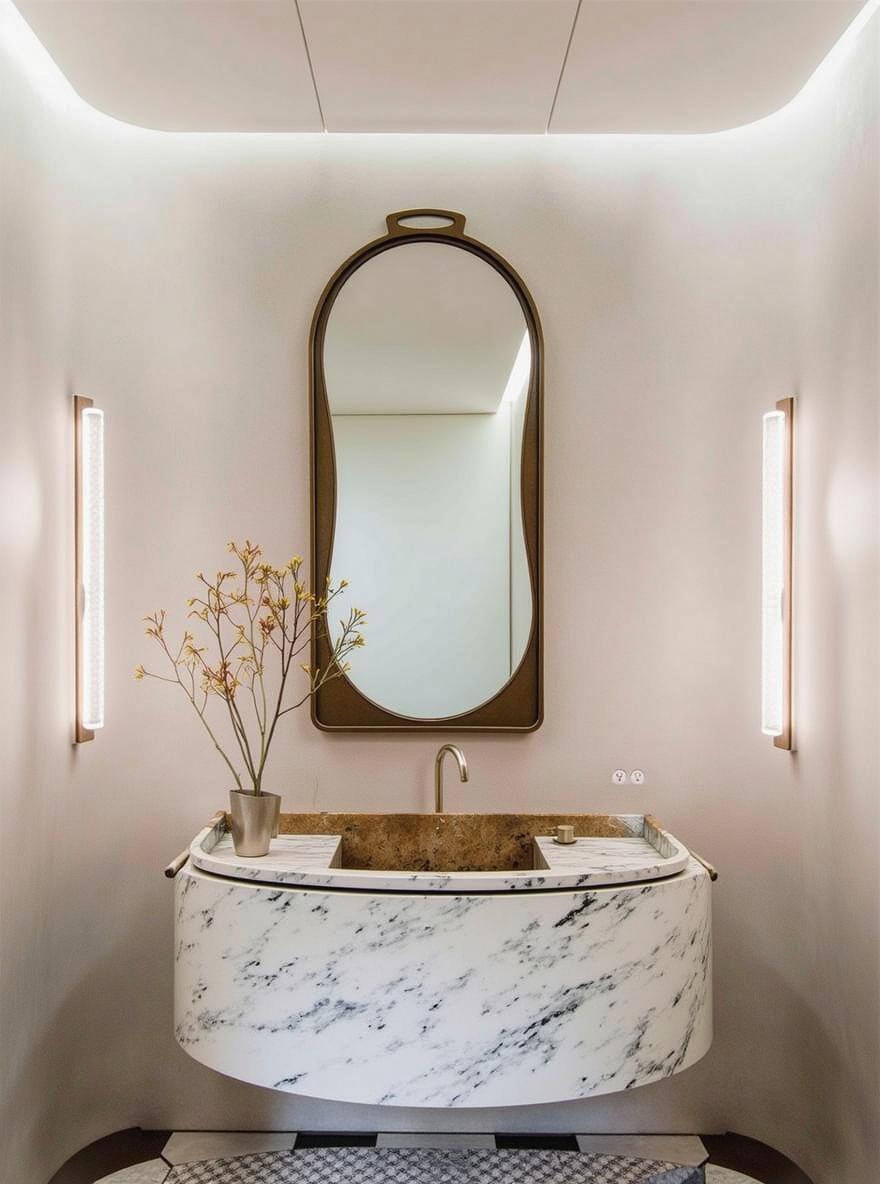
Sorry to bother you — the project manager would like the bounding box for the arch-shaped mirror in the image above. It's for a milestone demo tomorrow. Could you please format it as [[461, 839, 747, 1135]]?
[[311, 211, 542, 731]]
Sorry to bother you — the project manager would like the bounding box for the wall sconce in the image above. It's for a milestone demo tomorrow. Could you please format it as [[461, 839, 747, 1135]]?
[[74, 395, 104, 742], [762, 397, 794, 750]]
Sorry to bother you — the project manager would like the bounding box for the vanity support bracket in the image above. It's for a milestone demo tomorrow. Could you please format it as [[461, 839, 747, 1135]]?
[[164, 811, 226, 878], [689, 850, 719, 881]]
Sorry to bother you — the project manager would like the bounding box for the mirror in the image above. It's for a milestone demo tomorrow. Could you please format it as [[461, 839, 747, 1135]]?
[[311, 212, 542, 731]]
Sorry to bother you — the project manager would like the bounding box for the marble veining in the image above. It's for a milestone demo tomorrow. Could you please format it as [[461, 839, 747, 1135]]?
[[174, 854, 712, 1107], [189, 815, 689, 893], [532, 836, 683, 884]]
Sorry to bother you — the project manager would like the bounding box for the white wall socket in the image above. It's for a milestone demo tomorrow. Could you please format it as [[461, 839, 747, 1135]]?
[[630, 769, 645, 785], [612, 769, 628, 785]]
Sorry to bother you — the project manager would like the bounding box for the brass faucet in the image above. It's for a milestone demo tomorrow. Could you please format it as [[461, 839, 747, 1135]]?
[[434, 743, 468, 814]]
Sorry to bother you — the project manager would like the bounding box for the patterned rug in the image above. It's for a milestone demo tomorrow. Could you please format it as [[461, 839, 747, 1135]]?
[[165, 1147, 704, 1184]]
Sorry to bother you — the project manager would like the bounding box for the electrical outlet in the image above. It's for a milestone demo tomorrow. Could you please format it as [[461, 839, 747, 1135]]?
[[612, 769, 628, 785], [630, 769, 645, 785]]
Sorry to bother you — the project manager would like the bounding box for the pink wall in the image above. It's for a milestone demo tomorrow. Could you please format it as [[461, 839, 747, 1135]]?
[[0, 4, 876, 1182]]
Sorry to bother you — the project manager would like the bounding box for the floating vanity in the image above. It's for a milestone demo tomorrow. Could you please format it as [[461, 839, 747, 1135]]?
[[174, 812, 713, 1107]]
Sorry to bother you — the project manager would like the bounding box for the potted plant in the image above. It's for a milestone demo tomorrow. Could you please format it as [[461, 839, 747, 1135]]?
[[136, 540, 365, 856]]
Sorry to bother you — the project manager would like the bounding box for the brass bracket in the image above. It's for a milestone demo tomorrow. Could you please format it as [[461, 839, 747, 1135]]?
[[385, 209, 467, 238], [774, 396, 795, 752], [690, 850, 719, 881], [164, 811, 226, 878], [74, 394, 94, 743]]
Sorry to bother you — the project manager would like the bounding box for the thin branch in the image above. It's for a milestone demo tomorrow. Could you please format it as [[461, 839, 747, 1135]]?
[[137, 546, 364, 800]]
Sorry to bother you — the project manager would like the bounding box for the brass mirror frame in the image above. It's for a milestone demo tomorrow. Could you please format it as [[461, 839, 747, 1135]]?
[[310, 210, 543, 732]]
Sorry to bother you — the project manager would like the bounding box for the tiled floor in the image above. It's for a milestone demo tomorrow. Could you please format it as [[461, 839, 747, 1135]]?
[[94, 1166, 170, 1184], [376, 1133, 497, 1150], [87, 1133, 768, 1184], [577, 1137, 708, 1166], [163, 1132, 298, 1165], [167, 1148, 702, 1184]]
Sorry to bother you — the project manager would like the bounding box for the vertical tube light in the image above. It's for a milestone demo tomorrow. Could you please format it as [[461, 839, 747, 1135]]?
[[762, 397, 794, 749], [75, 395, 104, 741]]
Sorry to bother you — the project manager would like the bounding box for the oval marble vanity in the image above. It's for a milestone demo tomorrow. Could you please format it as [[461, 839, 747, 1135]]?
[[174, 813, 712, 1107]]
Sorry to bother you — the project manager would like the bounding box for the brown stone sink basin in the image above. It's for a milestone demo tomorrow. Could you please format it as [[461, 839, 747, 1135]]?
[[271, 812, 638, 873]]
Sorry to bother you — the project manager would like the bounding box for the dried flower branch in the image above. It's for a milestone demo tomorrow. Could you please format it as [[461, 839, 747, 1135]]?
[[136, 541, 366, 794]]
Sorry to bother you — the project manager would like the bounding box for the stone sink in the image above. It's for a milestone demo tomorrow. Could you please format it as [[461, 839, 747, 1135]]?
[[174, 811, 713, 1108]]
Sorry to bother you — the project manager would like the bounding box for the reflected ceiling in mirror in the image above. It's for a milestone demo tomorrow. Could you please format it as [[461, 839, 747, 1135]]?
[[311, 213, 542, 731]]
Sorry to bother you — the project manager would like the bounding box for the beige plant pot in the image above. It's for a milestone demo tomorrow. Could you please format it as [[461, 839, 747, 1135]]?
[[229, 790, 281, 857]]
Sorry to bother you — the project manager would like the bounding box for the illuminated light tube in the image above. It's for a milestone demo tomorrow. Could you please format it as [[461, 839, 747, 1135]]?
[[762, 397, 794, 750], [75, 395, 104, 741]]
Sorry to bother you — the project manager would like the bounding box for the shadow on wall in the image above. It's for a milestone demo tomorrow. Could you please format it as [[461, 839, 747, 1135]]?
[[714, 869, 880, 1182]]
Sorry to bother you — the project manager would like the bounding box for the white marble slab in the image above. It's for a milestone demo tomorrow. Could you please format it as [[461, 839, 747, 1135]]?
[[575, 1135, 707, 1165], [706, 1170, 761, 1184], [196, 834, 344, 877], [96, 1163, 169, 1184], [175, 857, 712, 1107], [376, 1133, 497, 1149], [190, 818, 690, 893], [534, 836, 687, 885], [162, 1132, 297, 1164]]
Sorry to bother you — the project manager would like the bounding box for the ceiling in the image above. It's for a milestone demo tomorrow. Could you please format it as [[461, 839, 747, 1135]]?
[[14, 0, 868, 134], [325, 242, 526, 415]]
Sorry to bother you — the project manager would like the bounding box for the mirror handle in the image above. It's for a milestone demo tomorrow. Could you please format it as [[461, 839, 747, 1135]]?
[[385, 209, 467, 238]]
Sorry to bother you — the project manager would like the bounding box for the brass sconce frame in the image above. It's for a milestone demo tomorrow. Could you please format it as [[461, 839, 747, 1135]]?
[[74, 394, 103, 743], [774, 396, 794, 752], [763, 396, 795, 752]]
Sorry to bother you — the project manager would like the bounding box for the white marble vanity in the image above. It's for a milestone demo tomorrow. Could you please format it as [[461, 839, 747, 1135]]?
[[174, 813, 712, 1107]]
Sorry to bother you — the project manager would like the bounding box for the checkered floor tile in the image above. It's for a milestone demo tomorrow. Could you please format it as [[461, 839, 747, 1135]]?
[[163, 1146, 703, 1184]]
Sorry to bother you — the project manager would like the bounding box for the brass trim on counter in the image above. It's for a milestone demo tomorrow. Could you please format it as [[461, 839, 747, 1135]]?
[[690, 850, 719, 881], [164, 849, 190, 879], [164, 811, 226, 878]]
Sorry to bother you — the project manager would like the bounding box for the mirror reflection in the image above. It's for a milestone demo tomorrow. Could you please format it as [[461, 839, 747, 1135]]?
[[325, 242, 533, 719]]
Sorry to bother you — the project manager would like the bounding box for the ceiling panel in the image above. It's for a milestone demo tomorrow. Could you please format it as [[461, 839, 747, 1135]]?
[[11, 0, 871, 134], [14, 0, 323, 131], [298, 0, 579, 133], [551, 0, 865, 134]]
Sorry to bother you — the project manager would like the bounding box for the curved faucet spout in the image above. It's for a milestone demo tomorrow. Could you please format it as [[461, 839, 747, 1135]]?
[[434, 744, 469, 814]]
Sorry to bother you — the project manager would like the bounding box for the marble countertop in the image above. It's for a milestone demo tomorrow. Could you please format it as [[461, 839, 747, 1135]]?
[[189, 814, 692, 892]]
